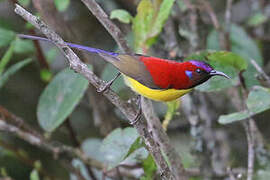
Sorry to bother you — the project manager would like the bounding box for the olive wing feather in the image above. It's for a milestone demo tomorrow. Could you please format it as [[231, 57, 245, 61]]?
[[99, 54, 161, 89]]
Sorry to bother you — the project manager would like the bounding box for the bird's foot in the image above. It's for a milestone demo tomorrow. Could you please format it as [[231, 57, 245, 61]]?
[[97, 72, 121, 93], [130, 95, 142, 125]]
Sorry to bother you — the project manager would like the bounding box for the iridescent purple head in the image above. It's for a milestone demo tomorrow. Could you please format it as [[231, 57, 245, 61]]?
[[189, 60, 213, 73], [184, 60, 230, 88]]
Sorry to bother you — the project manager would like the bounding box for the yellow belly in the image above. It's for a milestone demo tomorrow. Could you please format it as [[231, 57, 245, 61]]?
[[124, 76, 192, 102]]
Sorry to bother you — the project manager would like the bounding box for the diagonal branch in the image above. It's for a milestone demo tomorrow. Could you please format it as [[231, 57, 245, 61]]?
[[80, 1, 187, 179], [80, 0, 132, 54], [141, 97, 187, 180], [14, 4, 174, 179]]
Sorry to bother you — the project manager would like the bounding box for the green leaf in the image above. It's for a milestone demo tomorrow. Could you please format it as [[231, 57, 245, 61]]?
[[141, 155, 157, 180], [14, 38, 35, 54], [186, 51, 247, 92], [45, 48, 58, 64], [0, 58, 32, 89], [150, 0, 175, 37], [207, 24, 263, 88], [248, 13, 267, 26], [71, 159, 91, 180], [37, 68, 88, 132], [218, 110, 249, 124], [125, 137, 144, 158], [132, 0, 175, 52], [256, 170, 270, 180], [123, 147, 148, 165], [110, 9, 133, 24], [247, 86, 270, 115], [0, 27, 15, 48], [133, 0, 154, 52], [100, 127, 139, 169], [30, 169, 39, 180], [163, 100, 180, 130], [40, 69, 53, 82], [81, 138, 105, 162], [54, 0, 70, 12], [218, 86, 270, 124], [0, 41, 16, 76], [18, 0, 30, 7]]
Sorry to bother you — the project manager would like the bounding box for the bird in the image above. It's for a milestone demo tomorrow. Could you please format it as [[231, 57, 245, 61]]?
[[18, 34, 230, 102]]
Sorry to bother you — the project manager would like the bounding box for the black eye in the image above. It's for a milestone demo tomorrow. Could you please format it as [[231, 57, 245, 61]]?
[[196, 69, 201, 73]]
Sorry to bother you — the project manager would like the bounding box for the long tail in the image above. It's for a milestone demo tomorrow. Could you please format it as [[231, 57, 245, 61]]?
[[18, 34, 119, 57]]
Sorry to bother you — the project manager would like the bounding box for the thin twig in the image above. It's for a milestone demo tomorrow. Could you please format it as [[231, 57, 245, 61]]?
[[65, 119, 80, 147], [183, 0, 199, 52], [227, 167, 236, 180], [14, 4, 174, 179], [200, 0, 230, 50], [141, 97, 187, 180], [199, 0, 220, 30], [65, 119, 98, 180], [237, 72, 256, 180], [243, 120, 255, 180], [224, 0, 233, 50], [80, 0, 132, 54], [0, 112, 139, 179], [250, 59, 270, 86]]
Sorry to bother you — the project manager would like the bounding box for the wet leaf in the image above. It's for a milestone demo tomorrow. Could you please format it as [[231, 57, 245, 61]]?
[[37, 68, 88, 132]]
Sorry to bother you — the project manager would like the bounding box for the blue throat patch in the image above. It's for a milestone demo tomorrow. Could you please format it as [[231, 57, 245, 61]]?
[[185, 70, 193, 79]]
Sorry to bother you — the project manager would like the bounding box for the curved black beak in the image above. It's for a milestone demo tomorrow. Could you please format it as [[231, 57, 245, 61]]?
[[210, 70, 230, 79]]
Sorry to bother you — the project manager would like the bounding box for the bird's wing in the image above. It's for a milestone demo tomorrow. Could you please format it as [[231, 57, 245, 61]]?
[[99, 53, 161, 89]]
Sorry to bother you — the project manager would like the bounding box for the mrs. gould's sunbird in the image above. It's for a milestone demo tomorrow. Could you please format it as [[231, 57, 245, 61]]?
[[19, 34, 230, 102]]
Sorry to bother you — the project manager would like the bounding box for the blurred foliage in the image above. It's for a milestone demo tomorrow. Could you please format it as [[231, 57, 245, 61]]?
[[110, 9, 133, 24], [54, 0, 70, 12], [37, 68, 89, 132], [219, 86, 270, 124], [207, 24, 263, 88], [186, 51, 247, 91], [0, 0, 270, 179]]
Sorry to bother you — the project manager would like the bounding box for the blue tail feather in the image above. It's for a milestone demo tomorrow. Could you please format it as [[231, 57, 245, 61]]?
[[18, 34, 119, 56]]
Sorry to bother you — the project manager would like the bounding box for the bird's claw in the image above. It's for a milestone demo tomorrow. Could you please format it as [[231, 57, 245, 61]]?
[[97, 72, 121, 93], [129, 95, 142, 125]]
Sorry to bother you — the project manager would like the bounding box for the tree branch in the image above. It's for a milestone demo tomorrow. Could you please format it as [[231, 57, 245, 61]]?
[[141, 97, 187, 180], [250, 59, 270, 87], [14, 4, 175, 179], [80, 0, 132, 54]]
